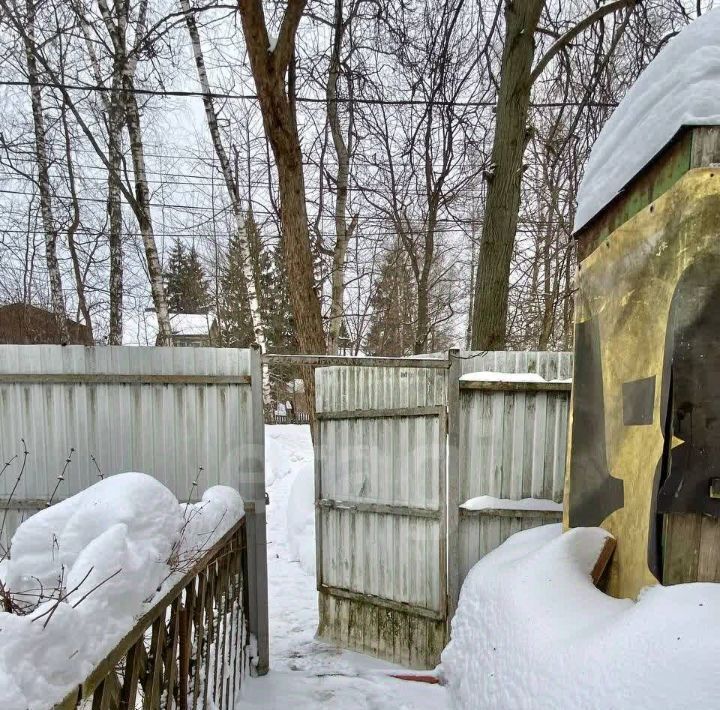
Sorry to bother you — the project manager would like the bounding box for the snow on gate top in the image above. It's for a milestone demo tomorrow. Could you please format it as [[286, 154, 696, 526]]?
[[574, 9, 720, 232]]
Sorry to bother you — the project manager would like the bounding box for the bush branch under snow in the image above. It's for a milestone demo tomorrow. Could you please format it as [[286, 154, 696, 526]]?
[[441, 525, 720, 709], [0, 472, 243, 709]]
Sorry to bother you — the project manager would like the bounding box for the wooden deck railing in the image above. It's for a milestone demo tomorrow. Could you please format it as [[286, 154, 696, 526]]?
[[56, 516, 250, 710]]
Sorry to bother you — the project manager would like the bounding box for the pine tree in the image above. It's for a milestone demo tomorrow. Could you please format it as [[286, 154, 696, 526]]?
[[218, 211, 273, 347], [164, 241, 210, 313], [266, 241, 298, 354], [365, 245, 417, 356]]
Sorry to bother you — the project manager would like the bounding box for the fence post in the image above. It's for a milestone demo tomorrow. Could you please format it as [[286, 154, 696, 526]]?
[[446, 348, 461, 625], [248, 345, 269, 675]]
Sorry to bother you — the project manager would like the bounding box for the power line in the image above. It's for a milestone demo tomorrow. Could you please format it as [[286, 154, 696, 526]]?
[[0, 78, 620, 109]]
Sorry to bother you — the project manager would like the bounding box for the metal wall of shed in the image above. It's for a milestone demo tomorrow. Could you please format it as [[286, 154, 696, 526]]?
[[0, 345, 259, 539], [315, 364, 448, 667]]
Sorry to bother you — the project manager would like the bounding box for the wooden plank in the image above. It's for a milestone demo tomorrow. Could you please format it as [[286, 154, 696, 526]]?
[[663, 513, 703, 584], [318, 499, 442, 520], [591, 536, 616, 586], [320, 584, 444, 622], [262, 354, 450, 369], [119, 638, 144, 710], [697, 515, 720, 582], [460, 380, 571, 393], [316, 405, 445, 421], [142, 617, 166, 710], [459, 507, 563, 520]]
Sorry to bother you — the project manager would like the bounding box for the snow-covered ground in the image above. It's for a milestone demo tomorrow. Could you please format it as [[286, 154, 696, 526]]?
[[242, 425, 449, 709], [442, 524, 720, 710]]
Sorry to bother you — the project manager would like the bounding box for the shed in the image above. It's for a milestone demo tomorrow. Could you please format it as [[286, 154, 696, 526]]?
[[566, 125, 720, 598]]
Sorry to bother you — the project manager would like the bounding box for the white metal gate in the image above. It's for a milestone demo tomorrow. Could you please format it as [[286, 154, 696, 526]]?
[[314, 361, 448, 668]]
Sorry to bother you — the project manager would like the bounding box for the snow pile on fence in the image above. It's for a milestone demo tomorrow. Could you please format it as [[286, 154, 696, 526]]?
[[0, 472, 243, 709], [575, 9, 720, 231], [460, 495, 562, 512], [441, 524, 720, 709], [459, 371, 571, 384]]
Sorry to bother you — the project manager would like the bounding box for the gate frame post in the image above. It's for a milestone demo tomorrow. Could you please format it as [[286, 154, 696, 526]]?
[[446, 348, 461, 623], [248, 345, 269, 675]]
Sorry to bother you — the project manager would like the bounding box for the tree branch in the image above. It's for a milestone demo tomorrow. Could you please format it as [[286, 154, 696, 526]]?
[[530, 0, 636, 83]]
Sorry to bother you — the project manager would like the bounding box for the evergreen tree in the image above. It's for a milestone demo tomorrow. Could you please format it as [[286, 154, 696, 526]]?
[[164, 241, 210, 313], [266, 241, 298, 354], [365, 245, 417, 356], [218, 211, 273, 347]]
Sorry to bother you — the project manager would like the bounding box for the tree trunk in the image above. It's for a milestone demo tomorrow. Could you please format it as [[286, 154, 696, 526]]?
[[238, 0, 326, 422], [123, 81, 173, 345], [326, 0, 354, 355], [471, 0, 544, 350], [23, 0, 69, 344], [181, 0, 271, 402], [61, 99, 94, 342], [74, 5, 123, 344], [107, 77, 124, 346]]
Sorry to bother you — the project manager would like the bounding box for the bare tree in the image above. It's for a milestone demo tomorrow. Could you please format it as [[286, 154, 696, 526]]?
[[180, 0, 271, 400], [471, 0, 635, 349], [21, 0, 69, 343]]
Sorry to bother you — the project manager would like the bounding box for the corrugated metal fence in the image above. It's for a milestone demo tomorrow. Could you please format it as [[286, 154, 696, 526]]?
[[315, 350, 573, 668], [315, 363, 448, 668], [448, 351, 572, 604], [0, 344, 269, 674]]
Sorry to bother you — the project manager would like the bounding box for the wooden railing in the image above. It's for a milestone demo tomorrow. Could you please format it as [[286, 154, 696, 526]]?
[[56, 517, 250, 710]]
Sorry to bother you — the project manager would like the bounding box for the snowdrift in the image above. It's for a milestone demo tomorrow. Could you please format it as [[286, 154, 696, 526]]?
[[0, 472, 243, 709], [442, 525, 720, 709]]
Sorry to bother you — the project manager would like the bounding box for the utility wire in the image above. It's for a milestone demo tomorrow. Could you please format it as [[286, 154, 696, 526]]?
[[0, 78, 620, 109]]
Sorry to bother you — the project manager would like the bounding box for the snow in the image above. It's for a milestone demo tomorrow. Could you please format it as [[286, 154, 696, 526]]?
[[243, 424, 449, 709], [285, 461, 316, 576], [575, 9, 720, 231], [460, 370, 547, 383], [0, 473, 243, 709], [461, 495, 562, 512], [441, 524, 720, 709], [265, 424, 313, 487]]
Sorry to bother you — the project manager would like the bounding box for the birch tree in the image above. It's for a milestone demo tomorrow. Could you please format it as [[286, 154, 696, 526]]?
[[22, 0, 69, 343], [181, 0, 272, 401]]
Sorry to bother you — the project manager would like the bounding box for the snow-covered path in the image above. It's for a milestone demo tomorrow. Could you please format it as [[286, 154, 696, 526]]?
[[241, 426, 450, 709]]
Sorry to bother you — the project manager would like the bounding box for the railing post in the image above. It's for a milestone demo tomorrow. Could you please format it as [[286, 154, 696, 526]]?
[[248, 345, 269, 675], [446, 348, 461, 625]]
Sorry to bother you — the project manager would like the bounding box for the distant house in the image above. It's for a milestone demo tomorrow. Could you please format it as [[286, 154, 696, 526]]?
[[123, 310, 219, 347], [0, 303, 92, 345]]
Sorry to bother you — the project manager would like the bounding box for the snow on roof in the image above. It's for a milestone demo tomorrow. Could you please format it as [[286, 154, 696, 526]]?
[[123, 311, 215, 345], [575, 9, 720, 232], [461, 495, 563, 512]]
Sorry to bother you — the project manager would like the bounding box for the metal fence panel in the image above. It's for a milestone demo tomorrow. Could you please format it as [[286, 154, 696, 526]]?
[[0, 344, 268, 673], [450, 351, 572, 605], [315, 364, 448, 669]]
